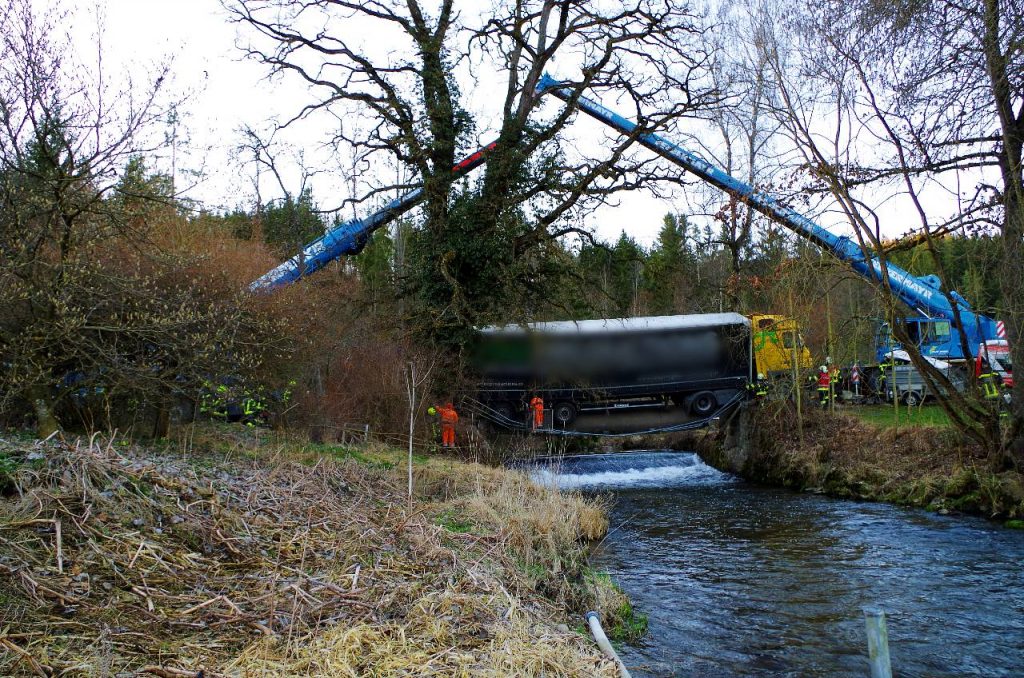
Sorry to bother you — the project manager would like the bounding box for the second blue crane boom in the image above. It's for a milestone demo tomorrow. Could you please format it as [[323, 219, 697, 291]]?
[[534, 74, 999, 360]]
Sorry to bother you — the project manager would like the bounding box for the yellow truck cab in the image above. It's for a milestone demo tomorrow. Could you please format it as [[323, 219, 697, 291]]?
[[749, 314, 813, 377]]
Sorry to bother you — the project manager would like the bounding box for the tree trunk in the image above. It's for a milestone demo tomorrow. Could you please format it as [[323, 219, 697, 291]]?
[[152, 404, 171, 439], [982, 0, 1024, 466], [999, 187, 1024, 466]]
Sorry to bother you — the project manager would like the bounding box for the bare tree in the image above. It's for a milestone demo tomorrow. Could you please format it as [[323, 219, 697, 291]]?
[[0, 1, 285, 437], [227, 0, 719, 334], [688, 0, 784, 309], [227, 1, 469, 233], [467, 1, 716, 225], [238, 126, 327, 260], [0, 1, 164, 433], [753, 0, 1021, 455]]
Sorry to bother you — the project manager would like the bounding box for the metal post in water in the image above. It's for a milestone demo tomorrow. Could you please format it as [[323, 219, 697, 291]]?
[[864, 607, 892, 678]]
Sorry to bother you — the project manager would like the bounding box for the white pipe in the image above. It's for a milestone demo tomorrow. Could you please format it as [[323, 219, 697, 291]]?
[[586, 611, 632, 678]]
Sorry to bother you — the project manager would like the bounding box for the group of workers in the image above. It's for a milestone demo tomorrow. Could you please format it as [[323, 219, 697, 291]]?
[[745, 363, 840, 406], [428, 395, 546, 448], [745, 361, 840, 406], [748, 366, 838, 405], [199, 379, 295, 427]]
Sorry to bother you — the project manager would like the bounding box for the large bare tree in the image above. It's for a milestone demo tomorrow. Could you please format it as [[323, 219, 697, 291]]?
[[227, 0, 717, 335], [753, 0, 1023, 459], [688, 0, 784, 309]]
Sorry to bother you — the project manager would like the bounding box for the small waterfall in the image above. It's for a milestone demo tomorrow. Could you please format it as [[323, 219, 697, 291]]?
[[528, 451, 732, 490]]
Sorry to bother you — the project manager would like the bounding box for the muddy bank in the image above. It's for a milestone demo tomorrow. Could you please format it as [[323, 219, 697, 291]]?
[[0, 426, 631, 676], [697, 403, 1024, 521]]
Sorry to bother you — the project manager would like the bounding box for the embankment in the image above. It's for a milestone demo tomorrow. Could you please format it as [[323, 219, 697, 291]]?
[[698, 403, 1024, 520], [0, 427, 632, 677]]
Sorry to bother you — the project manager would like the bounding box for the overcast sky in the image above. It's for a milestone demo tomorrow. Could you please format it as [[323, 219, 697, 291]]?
[[53, 0, 683, 246], [55, 0, 986, 249]]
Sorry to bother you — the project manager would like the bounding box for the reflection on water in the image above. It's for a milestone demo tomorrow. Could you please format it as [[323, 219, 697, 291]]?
[[530, 452, 1024, 677]]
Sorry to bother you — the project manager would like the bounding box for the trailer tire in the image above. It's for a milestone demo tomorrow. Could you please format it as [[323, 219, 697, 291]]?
[[483, 402, 516, 428], [553, 401, 577, 426], [903, 391, 923, 407], [689, 391, 717, 416]]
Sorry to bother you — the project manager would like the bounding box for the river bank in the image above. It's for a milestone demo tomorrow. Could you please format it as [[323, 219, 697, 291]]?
[[0, 426, 630, 676], [698, 403, 1024, 521]]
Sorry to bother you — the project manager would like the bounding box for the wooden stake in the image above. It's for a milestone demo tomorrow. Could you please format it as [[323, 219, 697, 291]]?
[[54, 517, 63, 574], [406, 362, 415, 502]]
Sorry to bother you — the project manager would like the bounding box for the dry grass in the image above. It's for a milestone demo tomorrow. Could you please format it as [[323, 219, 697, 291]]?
[[0, 426, 618, 677], [227, 596, 609, 677]]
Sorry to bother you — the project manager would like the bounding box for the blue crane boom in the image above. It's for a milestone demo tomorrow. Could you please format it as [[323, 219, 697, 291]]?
[[250, 141, 497, 291], [533, 74, 999, 360]]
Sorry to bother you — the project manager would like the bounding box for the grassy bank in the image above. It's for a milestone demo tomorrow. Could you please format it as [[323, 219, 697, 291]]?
[[699, 403, 1024, 521], [846, 404, 952, 429], [0, 426, 636, 676]]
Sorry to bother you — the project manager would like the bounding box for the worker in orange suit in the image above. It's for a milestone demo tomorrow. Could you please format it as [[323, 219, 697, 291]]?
[[529, 395, 544, 430], [438, 401, 458, 448]]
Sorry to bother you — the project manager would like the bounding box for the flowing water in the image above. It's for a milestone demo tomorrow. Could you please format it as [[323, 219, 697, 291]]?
[[530, 452, 1024, 677]]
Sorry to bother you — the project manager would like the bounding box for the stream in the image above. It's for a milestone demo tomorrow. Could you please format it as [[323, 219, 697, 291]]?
[[531, 451, 1024, 677]]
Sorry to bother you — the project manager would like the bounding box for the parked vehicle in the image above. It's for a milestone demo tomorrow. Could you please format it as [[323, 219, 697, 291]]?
[[471, 313, 751, 427], [749, 314, 814, 378], [880, 350, 967, 406]]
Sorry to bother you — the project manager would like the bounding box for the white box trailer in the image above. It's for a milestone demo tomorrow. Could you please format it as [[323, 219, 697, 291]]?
[[882, 350, 967, 406]]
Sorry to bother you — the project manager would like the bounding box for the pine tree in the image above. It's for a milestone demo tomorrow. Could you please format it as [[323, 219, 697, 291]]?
[[261, 188, 324, 256], [646, 214, 689, 315]]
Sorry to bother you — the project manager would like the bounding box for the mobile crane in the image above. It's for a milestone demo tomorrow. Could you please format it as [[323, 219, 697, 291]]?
[[252, 74, 1003, 363], [532, 76, 1002, 362]]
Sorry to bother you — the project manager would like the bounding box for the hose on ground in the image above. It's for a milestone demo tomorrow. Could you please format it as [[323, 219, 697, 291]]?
[[586, 611, 632, 678]]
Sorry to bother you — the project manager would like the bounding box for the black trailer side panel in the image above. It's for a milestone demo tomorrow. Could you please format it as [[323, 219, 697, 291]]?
[[472, 314, 751, 418]]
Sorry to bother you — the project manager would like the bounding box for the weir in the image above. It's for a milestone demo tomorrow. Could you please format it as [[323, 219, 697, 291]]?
[[528, 451, 730, 490]]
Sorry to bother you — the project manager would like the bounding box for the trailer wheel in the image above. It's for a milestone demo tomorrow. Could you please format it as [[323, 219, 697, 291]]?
[[689, 391, 717, 416], [553, 402, 577, 426], [903, 391, 922, 407], [490, 402, 515, 425]]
